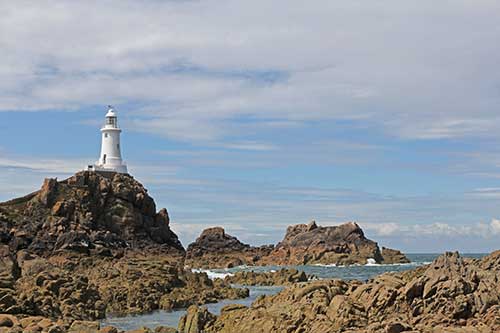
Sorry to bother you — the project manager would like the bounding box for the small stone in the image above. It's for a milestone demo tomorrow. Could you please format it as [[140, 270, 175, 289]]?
[[0, 315, 14, 327]]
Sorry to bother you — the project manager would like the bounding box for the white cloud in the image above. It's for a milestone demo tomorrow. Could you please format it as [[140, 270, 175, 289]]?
[[1, 0, 500, 142], [0, 155, 87, 174], [491, 219, 500, 235], [220, 142, 278, 151], [362, 220, 500, 239]]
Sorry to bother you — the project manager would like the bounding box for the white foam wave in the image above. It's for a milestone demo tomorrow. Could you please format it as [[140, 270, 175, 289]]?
[[313, 260, 431, 268], [191, 269, 234, 280], [313, 263, 337, 267], [364, 260, 431, 267]]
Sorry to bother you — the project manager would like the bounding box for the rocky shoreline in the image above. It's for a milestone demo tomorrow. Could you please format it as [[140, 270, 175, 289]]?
[[0, 172, 248, 332], [180, 251, 500, 333], [0, 171, 498, 332]]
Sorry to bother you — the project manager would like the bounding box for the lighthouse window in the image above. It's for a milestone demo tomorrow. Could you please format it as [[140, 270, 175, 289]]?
[[106, 117, 117, 126], [105, 133, 108, 138], [117, 144, 120, 150]]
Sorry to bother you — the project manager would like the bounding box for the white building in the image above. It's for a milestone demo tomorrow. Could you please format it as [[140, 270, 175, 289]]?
[[87, 106, 128, 174]]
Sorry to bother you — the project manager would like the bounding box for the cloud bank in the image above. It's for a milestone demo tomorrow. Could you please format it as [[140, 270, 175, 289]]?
[[2, 0, 500, 143]]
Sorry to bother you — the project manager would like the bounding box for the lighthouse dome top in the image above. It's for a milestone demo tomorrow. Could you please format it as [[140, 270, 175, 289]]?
[[105, 105, 117, 118]]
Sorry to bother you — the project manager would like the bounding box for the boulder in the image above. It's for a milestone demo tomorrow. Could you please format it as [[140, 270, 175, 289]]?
[[224, 268, 308, 286], [185, 227, 273, 269], [0, 314, 16, 327], [68, 320, 100, 333], [178, 306, 216, 333]]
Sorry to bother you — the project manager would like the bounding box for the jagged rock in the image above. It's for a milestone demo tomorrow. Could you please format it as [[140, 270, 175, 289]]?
[[196, 251, 500, 332], [224, 268, 308, 286], [261, 221, 409, 266], [0, 246, 20, 289], [13, 258, 105, 320], [186, 222, 409, 268], [185, 227, 273, 269], [0, 171, 184, 256], [178, 305, 216, 333], [38, 178, 58, 207], [0, 314, 16, 327], [381, 247, 410, 264], [68, 320, 100, 332], [84, 256, 248, 316], [0, 171, 251, 324]]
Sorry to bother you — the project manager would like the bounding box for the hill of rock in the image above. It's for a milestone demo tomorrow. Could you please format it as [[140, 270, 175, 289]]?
[[185, 227, 273, 268], [261, 220, 409, 265], [0, 171, 184, 257], [186, 221, 409, 268], [0, 172, 248, 331]]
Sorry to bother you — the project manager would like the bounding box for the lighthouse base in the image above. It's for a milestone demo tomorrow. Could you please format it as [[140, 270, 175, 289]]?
[[86, 163, 128, 174]]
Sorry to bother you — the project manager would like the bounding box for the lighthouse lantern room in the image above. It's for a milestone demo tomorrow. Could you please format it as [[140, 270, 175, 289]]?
[[87, 106, 128, 174]]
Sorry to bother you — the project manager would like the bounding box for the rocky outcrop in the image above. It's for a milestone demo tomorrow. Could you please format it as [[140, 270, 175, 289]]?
[[185, 227, 273, 269], [380, 246, 408, 264], [0, 249, 249, 324], [187, 221, 409, 268], [260, 220, 409, 266], [0, 171, 184, 257], [178, 305, 216, 333], [186, 221, 409, 268], [193, 251, 500, 333], [224, 268, 309, 286], [0, 172, 250, 326]]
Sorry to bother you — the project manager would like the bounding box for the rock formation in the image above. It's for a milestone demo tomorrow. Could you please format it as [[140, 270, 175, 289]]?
[[187, 221, 409, 268], [0, 171, 183, 257], [185, 227, 273, 269], [261, 220, 409, 266], [0, 172, 249, 330], [187, 251, 500, 333], [224, 268, 309, 286]]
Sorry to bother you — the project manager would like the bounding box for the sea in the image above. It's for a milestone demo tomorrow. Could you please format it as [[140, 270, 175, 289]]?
[[101, 253, 486, 331]]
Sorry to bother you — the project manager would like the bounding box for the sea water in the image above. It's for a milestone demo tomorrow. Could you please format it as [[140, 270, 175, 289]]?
[[100, 253, 485, 331]]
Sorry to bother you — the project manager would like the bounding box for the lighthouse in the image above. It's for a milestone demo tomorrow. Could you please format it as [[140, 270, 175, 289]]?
[[87, 106, 128, 174]]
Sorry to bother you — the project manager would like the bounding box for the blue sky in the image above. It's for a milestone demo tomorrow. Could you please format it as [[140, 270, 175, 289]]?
[[1, 0, 500, 252]]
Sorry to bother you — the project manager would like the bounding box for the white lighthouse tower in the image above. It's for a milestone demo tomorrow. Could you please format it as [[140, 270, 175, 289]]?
[[87, 106, 128, 174]]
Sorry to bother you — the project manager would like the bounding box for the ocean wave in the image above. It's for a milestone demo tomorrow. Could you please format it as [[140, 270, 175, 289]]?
[[313, 260, 432, 268], [365, 258, 431, 267], [191, 268, 234, 280], [313, 263, 337, 267]]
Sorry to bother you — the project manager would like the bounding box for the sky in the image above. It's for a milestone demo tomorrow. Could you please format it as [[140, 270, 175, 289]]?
[[1, 0, 500, 252]]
